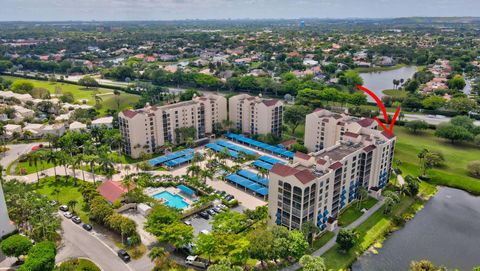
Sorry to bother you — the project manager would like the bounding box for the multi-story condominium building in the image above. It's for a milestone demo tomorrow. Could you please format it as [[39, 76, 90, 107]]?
[[268, 109, 395, 231], [228, 94, 283, 136], [118, 94, 227, 158], [1, 183, 15, 238], [304, 108, 378, 152]]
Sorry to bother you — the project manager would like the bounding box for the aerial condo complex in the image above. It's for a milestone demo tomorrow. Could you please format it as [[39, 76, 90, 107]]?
[[1, 2, 480, 271]]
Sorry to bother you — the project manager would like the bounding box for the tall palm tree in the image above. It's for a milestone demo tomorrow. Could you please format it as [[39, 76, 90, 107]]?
[[121, 176, 133, 193], [200, 170, 214, 184], [86, 155, 99, 184], [356, 186, 368, 209], [148, 247, 170, 268], [27, 152, 41, 183], [45, 150, 59, 180], [67, 199, 78, 214], [58, 152, 71, 181], [51, 188, 60, 202]]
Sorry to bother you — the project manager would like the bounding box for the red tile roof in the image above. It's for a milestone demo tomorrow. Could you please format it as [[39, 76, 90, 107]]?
[[317, 159, 327, 165], [357, 118, 375, 127], [344, 131, 360, 138], [328, 161, 343, 170], [295, 151, 311, 160], [363, 144, 376, 152], [280, 139, 297, 148], [97, 180, 134, 203], [270, 164, 316, 184], [262, 99, 279, 107], [122, 110, 137, 118], [294, 169, 316, 184], [271, 163, 300, 177], [381, 131, 395, 139]]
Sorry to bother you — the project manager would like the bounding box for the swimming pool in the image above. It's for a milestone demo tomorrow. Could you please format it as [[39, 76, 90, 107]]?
[[152, 191, 189, 209]]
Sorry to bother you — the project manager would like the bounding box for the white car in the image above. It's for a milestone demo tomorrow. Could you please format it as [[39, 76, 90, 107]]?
[[63, 212, 73, 219]]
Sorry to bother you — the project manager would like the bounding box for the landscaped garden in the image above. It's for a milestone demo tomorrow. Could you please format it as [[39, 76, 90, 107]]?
[[2, 75, 140, 115], [35, 176, 90, 222], [338, 197, 378, 227]]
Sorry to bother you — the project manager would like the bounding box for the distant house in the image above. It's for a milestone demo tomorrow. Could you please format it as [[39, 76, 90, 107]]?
[[69, 121, 87, 131], [97, 180, 135, 204], [91, 116, 114, 129], [42, 123, 66, 137]]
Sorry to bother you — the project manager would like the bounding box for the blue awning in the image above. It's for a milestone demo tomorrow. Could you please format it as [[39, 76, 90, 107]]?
[[177, 184, 195, 196]]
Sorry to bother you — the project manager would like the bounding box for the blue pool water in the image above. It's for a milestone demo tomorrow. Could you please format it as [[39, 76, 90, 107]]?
[[152, 191, 189, 209]]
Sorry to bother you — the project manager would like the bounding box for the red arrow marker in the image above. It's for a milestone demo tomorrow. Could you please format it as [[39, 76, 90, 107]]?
[[356, 85, 400, 136]]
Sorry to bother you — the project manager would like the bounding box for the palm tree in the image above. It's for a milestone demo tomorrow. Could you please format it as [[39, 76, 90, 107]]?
[[356, 186, 368, 209], [148, 247, 170, 268], [67, 199, 78, 214], [58, 152, 71, 180], [185, 137, 195, 148], [27, 152, 41, 183], [257, 167, 269, 180], [98, 155, 115, 179], [121, 176, 133, 193], [72, 155, 83, 184], [45, 150, 59, 180], [23, 130, 33, 142], [86, 155, 98, 184], [113, 89, 121, 110], [200, 170, 214, 184], [51, 188, 61, 202], [0, 124, 6, 157], [186, 164, 201, 177], [383, 197, 395, 215]]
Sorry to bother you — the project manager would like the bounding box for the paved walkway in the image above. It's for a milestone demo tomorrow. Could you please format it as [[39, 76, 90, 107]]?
[[397, 174, 405, 186], [280, 199, 385, 271]]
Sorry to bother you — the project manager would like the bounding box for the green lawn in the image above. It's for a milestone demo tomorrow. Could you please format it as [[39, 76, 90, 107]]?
[[15, 159, 55, 175], [309, 231, 336, 253], [338, 197, 379, 227], [55, 258, 100, 271], [35, 176, 90, 222], [382, 89, 408, 98], [394, 126, 480, 195], [2, 76, 140, 115]]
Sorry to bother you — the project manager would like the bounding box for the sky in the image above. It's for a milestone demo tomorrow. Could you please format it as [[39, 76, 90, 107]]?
[[2, 0, 480, 21]]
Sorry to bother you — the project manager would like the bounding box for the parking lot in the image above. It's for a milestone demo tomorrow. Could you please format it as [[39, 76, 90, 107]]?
[[184, 204, 246, 236]]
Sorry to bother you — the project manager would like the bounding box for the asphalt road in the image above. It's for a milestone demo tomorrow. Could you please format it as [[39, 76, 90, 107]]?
[[57, 217, 134, 271], [0, 143, 43, 169]]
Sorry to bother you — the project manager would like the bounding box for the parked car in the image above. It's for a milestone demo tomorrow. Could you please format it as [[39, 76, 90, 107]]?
[[82, 224, 93, 231], [48, 200, 58, 206], [198, 211, 210, 219], [207, 209, 217, 216], [185, 255, 209, 268], [72, 216, 81, 224], [117, 250, 131, 262], [218, 204, 228, 210], [59, 205, 68, 212], [63, 212, 73, 219], [224, 195, 234, 202], [213, 206, 223, 213], [183, 220, 192, 226]]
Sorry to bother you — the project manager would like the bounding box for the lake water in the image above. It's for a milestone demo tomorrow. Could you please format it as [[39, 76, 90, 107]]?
[[352, 187, 480, 271], [360, 66, 418, 100]]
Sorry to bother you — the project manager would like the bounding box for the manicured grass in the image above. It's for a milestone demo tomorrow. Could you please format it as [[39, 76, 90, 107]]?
[[394, 126, 480, 195], [382, 89, 408, 98], [15, 159, 55, 175], [309, 231, 335, 253], [2, 75, 140, 115], [338, 197, 379, 227], [35, 176, 90, 222]]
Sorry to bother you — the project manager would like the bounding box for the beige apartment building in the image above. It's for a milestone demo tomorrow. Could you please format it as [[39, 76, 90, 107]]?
[[304, 108, 378, 152], [268, 109, 395, 231], [228, 94, 283, 136], [118, 94, 227, 158]]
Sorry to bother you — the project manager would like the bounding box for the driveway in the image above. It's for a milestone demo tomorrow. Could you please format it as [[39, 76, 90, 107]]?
[[57, 216, 137, 271], [0, 143, 43, 169]]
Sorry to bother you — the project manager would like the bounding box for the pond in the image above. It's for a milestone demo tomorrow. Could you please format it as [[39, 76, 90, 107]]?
[[359, 66, 418, 100], [352, 187, 480, 271]]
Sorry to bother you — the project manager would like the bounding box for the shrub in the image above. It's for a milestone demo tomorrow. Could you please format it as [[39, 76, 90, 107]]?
[[0, 234, 32, 259], [18, 241, 56, 271], [467, 161, 480, 178]]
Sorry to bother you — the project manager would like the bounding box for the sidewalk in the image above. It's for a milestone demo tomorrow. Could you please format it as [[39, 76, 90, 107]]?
[[280, 199, 385, 271]]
